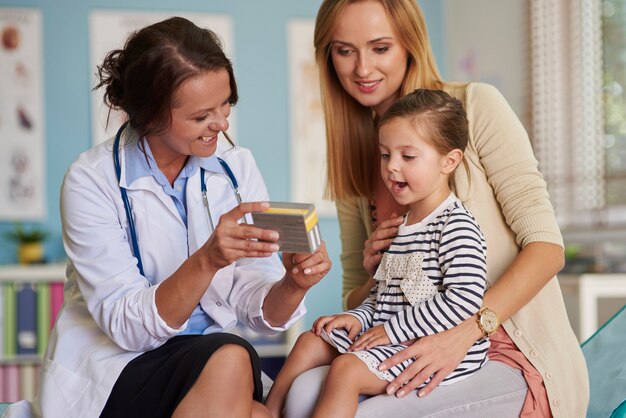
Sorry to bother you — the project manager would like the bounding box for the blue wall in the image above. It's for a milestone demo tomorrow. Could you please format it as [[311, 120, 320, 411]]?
[[0, 0, 443, 326]]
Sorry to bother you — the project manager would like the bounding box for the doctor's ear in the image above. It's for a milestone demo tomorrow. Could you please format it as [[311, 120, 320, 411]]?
[[441, 149, 463, 174]]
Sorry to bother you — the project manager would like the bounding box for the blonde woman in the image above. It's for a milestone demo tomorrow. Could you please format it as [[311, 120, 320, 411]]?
[[282, 1, 588, 417]]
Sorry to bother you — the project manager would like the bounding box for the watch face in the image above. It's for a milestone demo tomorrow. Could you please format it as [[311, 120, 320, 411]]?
[[480, 309, 498, 332]]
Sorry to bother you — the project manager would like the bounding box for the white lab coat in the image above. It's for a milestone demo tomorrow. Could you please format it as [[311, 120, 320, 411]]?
[[3, 128, 305, 418]]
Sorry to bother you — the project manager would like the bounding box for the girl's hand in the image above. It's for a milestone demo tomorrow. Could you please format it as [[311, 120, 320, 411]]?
[[350, 324, 390, 351], [378, 318, 478, 398], [312, 313, 362, 341], [201, 202, 280, 272], [363, 215, 404, 275], [282, 242, 331, 291]]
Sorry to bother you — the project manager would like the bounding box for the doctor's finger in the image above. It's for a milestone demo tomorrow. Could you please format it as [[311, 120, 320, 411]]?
[[290, 241, 327, 264], [298, 259, 331, 276], [215, 235, 279, 256], [237, 236, 281, 253], [221, 201, 271, 223], [228, 224, 280, 243], [293, 244, 328, 270]]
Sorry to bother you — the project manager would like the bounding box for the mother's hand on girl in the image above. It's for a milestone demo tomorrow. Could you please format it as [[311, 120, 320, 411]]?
[[202, 201, 280, 271], [378, 318, 478, 398], [363, 216, 404, 275]]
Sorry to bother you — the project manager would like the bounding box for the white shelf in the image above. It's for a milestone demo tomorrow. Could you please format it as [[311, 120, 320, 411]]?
[[0, 355, 42, 366], [559, 273, 626, 342], [0, 262, 300, 358], [0, 262, 67, 282]]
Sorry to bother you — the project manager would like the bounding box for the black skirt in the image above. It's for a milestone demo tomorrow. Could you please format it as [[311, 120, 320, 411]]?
[[99, 333, 263, 418]]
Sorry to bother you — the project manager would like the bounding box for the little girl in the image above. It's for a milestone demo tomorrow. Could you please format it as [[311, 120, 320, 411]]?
[[265, 89, 489, 418]]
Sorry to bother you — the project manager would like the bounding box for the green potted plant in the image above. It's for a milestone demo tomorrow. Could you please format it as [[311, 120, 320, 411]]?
[[3, 223, 49, 265]]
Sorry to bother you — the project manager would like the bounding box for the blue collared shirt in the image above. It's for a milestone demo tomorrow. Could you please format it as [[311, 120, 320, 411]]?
[[124, 139, 216, 335]]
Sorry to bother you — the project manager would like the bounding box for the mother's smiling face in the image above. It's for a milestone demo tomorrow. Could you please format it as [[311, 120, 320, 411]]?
[[329, 0, 409, 117]]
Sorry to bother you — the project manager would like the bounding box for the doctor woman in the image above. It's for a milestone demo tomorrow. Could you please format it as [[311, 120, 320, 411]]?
[[4, 17, 330, 418]]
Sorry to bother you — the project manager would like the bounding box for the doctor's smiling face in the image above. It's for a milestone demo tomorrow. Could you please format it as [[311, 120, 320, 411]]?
[[146, 68, 232, 169]]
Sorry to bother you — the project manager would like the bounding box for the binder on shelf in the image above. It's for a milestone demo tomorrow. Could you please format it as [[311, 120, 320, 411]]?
[[3, 364, 19, 402], [3, 283, 17, 357], [0, 263, 69, 402], [34, 363, 41, 392], [0, 284, 4, 358], [251, 202, 322, 253], [16, 283, 37, 355], [0, 365, 5, 402], [19, 363, 36, 401], [36, 282, 50, 356]]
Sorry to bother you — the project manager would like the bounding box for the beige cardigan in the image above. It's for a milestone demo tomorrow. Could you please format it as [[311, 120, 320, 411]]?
[[337, 82, 589, 417]]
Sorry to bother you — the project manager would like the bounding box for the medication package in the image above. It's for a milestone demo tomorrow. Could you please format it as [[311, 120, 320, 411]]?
[[251, 202, 321, 253]]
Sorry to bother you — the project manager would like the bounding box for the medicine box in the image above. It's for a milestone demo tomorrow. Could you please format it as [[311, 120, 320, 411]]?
[[251, 202, 321, 253]]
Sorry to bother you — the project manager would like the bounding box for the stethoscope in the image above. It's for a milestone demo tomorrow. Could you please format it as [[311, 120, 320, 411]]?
[[113, 122, 243, 276]]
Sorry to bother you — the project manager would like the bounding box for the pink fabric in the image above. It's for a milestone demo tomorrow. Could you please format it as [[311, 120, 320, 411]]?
[[488, 326, 552, 417]]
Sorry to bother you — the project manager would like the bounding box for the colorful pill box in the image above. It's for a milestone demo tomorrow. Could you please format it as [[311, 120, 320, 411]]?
[[251, 202, 321, 253]]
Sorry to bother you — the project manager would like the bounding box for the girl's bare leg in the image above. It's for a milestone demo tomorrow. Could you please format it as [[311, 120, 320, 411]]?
[[172, 344, 256, 418], [265, 331, 338, 418], [252, 401, 272, 418], [311, 354, 388, 418]]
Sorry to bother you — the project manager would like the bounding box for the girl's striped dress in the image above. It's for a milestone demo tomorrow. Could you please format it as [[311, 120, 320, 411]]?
[[322, 193, 489, 385]]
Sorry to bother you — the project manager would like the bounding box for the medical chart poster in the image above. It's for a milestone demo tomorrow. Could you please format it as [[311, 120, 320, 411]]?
[[0, 8, 45, 220], [287, 19, 335, 217], [89, 10, 235, 145]]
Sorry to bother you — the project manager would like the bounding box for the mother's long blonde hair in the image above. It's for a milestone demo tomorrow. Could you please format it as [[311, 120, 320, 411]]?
[[314, 0, 443, 200]]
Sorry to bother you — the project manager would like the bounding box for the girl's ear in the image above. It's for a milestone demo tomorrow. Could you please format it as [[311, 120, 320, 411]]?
[[441, 149, 463, 174]]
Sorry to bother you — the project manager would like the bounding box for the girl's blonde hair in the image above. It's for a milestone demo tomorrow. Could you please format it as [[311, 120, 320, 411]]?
[[314, 0, 443, 200]]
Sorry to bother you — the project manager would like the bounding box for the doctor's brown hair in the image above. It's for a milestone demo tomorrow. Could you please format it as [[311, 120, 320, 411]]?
[[95, 16, 238, 139]]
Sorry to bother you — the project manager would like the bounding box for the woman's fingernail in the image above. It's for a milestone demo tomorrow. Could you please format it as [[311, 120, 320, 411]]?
[[304, 268, 312, 274], [418, 391, 425, 398], [378, 364, 387, 371], [270, 244, 280, 251], [386, 386, 396, 395], [397, 390, 405, 398], [269, 231, 279, 240], [260, 202, 270, 208], [292, 267, 299, 274]]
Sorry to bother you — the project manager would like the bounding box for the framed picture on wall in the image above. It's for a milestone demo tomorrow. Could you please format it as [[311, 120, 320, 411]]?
[[0, 8, 45, 220], [287, 19, 335, 217]]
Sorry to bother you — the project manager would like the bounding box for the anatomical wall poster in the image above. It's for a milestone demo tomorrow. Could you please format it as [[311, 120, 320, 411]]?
[[287, 19, 335, 217], [0, 8, 45, 220]]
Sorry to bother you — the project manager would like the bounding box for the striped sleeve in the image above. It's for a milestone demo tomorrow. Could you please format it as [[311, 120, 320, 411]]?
[[385, 210, 487, 344], [346, 284, 376, 330]]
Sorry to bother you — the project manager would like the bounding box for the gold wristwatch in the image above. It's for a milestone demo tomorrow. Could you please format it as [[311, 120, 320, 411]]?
[[477, 306, 499, 337]]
